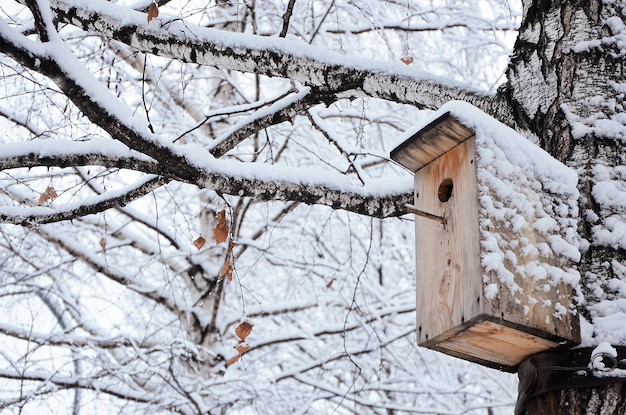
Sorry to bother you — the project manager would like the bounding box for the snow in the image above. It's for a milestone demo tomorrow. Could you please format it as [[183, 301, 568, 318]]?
[[48, 0, 493, 114], [0, 138, 152, 161], [590, 342, 618, 372], [573, 15, 626, 58], [484, 283, 498, 300], [177, 141, 414, 199], [0, 10, 413, 218]]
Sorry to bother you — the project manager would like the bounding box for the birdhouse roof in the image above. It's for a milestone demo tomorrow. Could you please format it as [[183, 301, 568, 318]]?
[[390, 112, 474, 172]]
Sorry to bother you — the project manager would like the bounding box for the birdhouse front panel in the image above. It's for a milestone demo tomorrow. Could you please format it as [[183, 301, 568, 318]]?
[[413, 138, 483, 345], [391, 101, 581, 371]]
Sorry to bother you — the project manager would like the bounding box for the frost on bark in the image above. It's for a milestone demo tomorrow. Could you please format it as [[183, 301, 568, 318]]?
[[507, 0, 626, 413]]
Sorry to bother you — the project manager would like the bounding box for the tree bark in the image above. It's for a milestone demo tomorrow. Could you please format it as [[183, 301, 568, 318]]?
[[508, 0, 626, 412], [525, 384, 626, 415]]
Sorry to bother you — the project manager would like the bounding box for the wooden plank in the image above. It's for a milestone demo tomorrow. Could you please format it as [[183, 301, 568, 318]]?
[[415, 138, 482, 343], [390, 113, 475, 172], [435, 320, 558, 369]]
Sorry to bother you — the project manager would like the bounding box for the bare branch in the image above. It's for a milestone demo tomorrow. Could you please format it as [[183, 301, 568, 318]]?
[[208, 87, 325, 158], [279, 0, 297, 38], [37, 228, 182, 314], [327, 21, 519, 35]]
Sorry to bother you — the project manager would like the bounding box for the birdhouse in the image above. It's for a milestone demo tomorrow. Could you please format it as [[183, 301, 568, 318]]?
[[390, 102, 581, 372]]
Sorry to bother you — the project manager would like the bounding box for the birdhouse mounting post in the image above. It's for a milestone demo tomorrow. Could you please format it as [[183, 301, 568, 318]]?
[[404, 204, 446, 225]]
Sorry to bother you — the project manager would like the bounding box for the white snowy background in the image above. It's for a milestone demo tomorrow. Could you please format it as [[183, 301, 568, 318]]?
[[0, 0, 530, 413]]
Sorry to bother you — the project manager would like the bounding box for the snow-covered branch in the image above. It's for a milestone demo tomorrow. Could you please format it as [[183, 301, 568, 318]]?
[[0, 19, 413, 218], [0, 368, 155, 406], [0, 175, 167, 225], [0, 321, 158, 349], [0, 139, 161, 173], [207, 86, 324, 158], [47, 0, 512, 120]]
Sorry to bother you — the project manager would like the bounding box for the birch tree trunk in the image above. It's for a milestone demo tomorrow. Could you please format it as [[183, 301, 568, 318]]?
[[508, 0, 626, 412]]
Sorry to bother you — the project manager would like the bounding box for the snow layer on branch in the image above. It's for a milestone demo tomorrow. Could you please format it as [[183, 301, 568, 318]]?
[[178, 141, 413, 197], [0, 138, 152, 161], [0, 13, 411, 216]]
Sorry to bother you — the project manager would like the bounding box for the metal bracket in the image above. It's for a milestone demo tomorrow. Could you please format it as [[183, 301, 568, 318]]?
[[516, 346, 626, 414], [404, 204, 446, 225]]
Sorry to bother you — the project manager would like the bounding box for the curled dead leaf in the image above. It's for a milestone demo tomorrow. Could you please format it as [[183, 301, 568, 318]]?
[[235, 321, 254, 341], [193, 236, 206, 250], [38, 186, 58, 205], [214, 210, 229, 244], [99, 237, 107, 250], [147, 2, 159, 23], [400, 56, 414, 65]]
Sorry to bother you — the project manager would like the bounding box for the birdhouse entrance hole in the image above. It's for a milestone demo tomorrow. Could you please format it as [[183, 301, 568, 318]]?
[[438, 178, 453, 202]]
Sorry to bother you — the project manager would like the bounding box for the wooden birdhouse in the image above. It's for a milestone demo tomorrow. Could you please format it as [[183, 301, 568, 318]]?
[[390, 102, 581, 372]]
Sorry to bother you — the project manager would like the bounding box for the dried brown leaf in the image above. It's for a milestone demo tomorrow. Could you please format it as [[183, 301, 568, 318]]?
[[99, 237, 107, 250], [214, 210, 229, 244], [193, 236, 206, 250], [219, 258, 232, 281], [147, 2, 159, 23], [226, 355, 240, 366], [400, 56, 414, 65], [235, 321, 254, 341], [235, 342, 250, 356], [326, 279, 334, 289], [38, 186, 58, 205]]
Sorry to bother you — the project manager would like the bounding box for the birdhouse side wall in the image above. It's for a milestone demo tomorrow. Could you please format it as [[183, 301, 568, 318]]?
[[474, 133, 581, 343]]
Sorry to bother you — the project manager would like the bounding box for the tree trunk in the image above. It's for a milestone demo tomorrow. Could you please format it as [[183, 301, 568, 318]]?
[[508, 0, 626, 412], [525, 384, 626, 415]]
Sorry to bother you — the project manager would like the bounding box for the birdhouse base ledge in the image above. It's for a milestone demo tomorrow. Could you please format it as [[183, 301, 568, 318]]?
[[420, 315, 577, 372]]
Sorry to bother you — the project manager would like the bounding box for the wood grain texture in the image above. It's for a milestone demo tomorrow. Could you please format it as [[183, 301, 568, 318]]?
[[414, 138, 482, 343], [435, 320, 557, 368], [391, 113, 475, 172]]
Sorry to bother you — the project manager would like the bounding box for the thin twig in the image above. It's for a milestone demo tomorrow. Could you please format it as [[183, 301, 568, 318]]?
[[279, 0, 297, 37]]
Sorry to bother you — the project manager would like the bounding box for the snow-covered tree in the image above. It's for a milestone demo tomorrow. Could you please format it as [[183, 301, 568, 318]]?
[[1, 0, 624, 413]]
